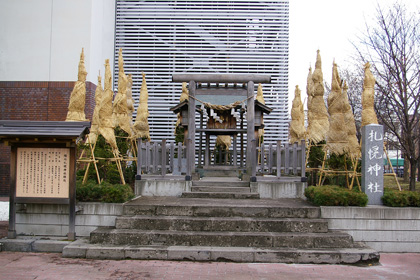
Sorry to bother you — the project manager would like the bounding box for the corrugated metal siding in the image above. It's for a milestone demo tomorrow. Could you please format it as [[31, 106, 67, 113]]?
[[115, 0, 289, 143]]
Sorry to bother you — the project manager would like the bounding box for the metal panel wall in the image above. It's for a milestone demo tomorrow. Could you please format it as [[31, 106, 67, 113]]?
[[115, 0, 289, 143]]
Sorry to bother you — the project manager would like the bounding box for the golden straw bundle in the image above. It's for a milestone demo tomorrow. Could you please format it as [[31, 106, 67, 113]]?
[[307, 50, 329, 143], [289, 85, 306, 143], [112, 48, 133, 136], [86, 74, 103, 145], [98, 59, 119, 152], [361, 62, 378, 127], [342, 81, 360, 159], [326, 62, 347, 155], [133, 72, 151, 141], [66, 48, 88, 122]]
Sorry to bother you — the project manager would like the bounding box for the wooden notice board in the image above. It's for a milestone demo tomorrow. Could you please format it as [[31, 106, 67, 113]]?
[[16, 147, 70, 199], [0, 120, 90, 241]]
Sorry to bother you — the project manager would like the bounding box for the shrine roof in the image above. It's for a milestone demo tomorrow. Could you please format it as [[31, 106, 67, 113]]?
[[255, 100, 273, 114], [0, 120, 90, 140]]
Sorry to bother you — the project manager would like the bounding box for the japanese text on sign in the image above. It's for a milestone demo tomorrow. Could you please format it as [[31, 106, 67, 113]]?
[[16, 148, 70, 198]]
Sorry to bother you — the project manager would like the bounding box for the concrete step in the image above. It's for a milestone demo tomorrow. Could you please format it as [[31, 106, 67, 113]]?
[[63, 239, 380, 265], [115, 216, 329, 233], [90, 228, 354, 248], [191, 186, 251, 193], [123, 197, 321, 218], [192, 180, 249, 187], [197, 170, 240, 178], [181, 192, 260, 199]]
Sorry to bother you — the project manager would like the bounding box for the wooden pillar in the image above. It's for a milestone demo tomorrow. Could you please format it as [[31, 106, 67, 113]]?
[[198, 112, 203, 167], [240, 109, 244, 167], [68, 144, 76, 241], [205, 133, 210, 167], [186, 80, 196, 181], [233, 134, 237, 166], [246, 81, 256, 181], [8, 145, 17, 239], [136, 139, 142, 180]]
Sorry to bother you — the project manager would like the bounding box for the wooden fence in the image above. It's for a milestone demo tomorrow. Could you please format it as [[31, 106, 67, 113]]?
[[136, 139, 306, 181], [256, 140, 306, 179]]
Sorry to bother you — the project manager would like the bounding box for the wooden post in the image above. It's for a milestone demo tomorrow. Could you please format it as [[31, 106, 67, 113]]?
[[136, 139, 142, 180], [293, 142, 298, 175], [205, 133, 210, 167], [261, 143, 265, 175], [276, 141, 282, 179], [233, 134, 237, 166], [8, 146, 17, 239], [285, 142, 290, 175], [240, 109, 244, 167], [68, 144, 76, 241], [199, 112, 203, 167], [170, 142, 174, 173], [301, 139, 306, 180], [161, 139, 166, 177], [152, 142, 158, 173], [178, 142, 182, 173], [186, 80, 196, 181], [246, 81, 256, 181], [145, 141, 150, 173]]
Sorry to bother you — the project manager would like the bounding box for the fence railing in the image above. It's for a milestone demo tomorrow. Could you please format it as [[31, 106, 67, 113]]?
[[256, 140, 306, 180], [136, 139, 187, 179], [136, 139, 306, 181]]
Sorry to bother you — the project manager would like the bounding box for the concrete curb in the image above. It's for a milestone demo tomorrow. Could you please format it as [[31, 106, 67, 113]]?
[[0, 237, 72, 253]]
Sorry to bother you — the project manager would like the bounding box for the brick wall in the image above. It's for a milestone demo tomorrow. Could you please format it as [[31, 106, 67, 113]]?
[[0, 81, 96, 196]]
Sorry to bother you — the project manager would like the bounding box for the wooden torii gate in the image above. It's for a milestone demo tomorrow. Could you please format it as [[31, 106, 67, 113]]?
[[172, 74, 271, 182]]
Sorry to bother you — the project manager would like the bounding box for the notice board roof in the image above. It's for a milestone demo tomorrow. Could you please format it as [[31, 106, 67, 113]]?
[[0, 120, 90, 140]]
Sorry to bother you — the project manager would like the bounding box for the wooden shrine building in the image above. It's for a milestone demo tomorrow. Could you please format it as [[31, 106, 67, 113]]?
[[170, 74, 272, 181]]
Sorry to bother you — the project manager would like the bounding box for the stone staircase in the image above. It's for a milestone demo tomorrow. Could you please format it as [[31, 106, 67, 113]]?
[[63, 192, 380, 264]]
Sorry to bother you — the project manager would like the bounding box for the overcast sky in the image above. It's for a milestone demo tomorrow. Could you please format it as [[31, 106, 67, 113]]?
[[288, 0, 419, 111]]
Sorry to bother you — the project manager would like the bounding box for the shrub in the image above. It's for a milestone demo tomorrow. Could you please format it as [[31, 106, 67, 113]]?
[[305, 185, 368, 207], [382, 188, 420, 207], [76, 180, 135, 203]]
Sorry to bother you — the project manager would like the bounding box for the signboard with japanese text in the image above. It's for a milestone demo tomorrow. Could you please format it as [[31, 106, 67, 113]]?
[[361, 124, 384, 205], [16, 147, 70, 199]]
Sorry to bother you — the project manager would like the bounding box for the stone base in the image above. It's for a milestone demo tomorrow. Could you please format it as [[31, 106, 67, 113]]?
[[135, 179, 191, 197], [252, 181, 306, 199]]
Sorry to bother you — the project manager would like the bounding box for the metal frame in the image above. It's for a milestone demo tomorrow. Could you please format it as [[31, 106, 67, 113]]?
[[114, 0, 289, 144]]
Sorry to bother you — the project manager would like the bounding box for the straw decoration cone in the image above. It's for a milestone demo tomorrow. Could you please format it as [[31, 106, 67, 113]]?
[[86, 74, 103, 145], [326, 62, 348, 155], [361, 62, 378, 127], [289, 85, 306, 143], [180, 82, 189, 102], [306, 66, 314, 134], [216, 135, 231, 149], [112, 48, 133, 137], [256, 83, 265, 104], [307, 50, 329, 143], [98, 59, 119, 152], [256, 83, 265, 139], [342, 81, 360, 159], [306, 66, 314, 110], [134, 72, 151, 141], [66, 48, 88, 122], [127, 74, 135, 120]]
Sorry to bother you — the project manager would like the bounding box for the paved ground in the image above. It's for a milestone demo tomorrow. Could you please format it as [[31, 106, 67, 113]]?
[[0, 252, 418, 279]]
